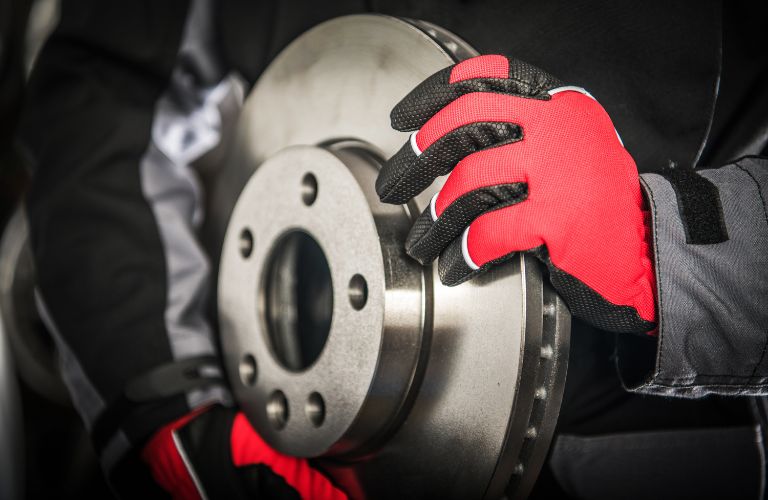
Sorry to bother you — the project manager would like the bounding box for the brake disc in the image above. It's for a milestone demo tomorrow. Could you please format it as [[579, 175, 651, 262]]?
[[217, 15, 570, 499]]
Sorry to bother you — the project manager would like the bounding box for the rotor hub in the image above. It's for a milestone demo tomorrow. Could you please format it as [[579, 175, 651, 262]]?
[[220, 142, 425, 457]]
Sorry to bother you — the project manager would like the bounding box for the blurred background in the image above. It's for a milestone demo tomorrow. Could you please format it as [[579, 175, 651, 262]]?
[[1, 0, 112, 497]]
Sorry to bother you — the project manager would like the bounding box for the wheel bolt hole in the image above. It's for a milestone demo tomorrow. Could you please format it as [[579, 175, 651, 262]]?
[[306, 392, 325, 427], [239, 353, 257, 386], [302, 173, 318, 206], [348, 274, 368, 311], [239, 228, 254, 259], [267, 390, 289, 430]]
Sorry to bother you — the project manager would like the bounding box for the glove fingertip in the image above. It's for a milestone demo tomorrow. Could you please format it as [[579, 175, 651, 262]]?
[[376, 141, 422, 204], [404, 207, 436, 259], [438, 237, 477, 286], [390, 101, 417, 132], [375, 179, 408, 205], [389, 66, 455, 131]]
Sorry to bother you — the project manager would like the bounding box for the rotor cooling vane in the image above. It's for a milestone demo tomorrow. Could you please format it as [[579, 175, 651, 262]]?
[[217, 15, 571, 499]]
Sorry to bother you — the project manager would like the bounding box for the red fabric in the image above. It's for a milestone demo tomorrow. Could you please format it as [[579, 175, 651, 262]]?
[[230, 413, 347, 500], [143, 409, 347, 500], [142, 409, 207, 500], [449, 54, 508, 84], [426, 90, 656, 323]]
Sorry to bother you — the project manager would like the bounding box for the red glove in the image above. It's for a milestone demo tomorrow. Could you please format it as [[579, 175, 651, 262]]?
[[142, 405, 347, 500], [376, 54, 656, 333]]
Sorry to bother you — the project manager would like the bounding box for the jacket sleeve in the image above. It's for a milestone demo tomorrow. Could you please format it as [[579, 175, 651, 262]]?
[[617, 156, 768, 397], [19, 0, 238, 481]]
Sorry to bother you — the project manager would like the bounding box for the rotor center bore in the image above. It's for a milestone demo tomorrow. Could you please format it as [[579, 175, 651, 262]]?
[[219, 144, 426, 457], [261, 230, 333, 372]]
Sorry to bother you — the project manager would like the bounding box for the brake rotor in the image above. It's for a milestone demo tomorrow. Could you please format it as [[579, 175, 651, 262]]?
[[217, 15, 570, 499]]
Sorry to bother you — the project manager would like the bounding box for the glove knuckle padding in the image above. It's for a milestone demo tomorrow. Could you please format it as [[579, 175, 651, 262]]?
[[377, 120, 521, 203], [390, 55, 562, 131], [406, 182, 528, 264]]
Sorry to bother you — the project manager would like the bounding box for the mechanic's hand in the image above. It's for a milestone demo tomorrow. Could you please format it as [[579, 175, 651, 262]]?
[[142, 405, 346, 500], [376, 54, 656, 333]]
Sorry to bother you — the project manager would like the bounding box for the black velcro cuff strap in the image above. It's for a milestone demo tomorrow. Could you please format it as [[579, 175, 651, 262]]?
[[658, 166, 728, 244]]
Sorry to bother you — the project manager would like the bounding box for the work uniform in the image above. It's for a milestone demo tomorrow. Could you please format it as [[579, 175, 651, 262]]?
[[19, 0, 768, 498]]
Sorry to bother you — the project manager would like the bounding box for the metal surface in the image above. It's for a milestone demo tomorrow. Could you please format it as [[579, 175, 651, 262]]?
[[218, 15, 570, 499], [207, 14, 476, 247]]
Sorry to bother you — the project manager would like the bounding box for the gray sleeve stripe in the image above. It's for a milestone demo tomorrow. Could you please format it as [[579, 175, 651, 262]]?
[[138, 0, 232, 410], [35, 290, 134, 468], [34, 290, 104, 428]]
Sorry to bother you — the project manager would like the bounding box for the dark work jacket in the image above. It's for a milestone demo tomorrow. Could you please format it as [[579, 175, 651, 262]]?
[[19, 1, 768, 498]]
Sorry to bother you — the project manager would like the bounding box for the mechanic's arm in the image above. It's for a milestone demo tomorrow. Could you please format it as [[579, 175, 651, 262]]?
[[616, 158, 768, 397], [377, 54, 768, 398], [19, 0, 344, 498]]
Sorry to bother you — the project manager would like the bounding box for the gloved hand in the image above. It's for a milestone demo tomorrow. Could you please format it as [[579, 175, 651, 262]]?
[[376, 54, 656, 333], [142, 405, 347, 500]]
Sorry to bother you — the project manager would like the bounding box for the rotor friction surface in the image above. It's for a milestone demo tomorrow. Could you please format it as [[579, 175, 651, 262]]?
[[216, 15, 570, 500]]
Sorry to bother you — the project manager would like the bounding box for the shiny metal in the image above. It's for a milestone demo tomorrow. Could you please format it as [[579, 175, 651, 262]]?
[[217, 15, 570, 500], [221, 144, 425, 458], [207, 14, 474, 246]]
